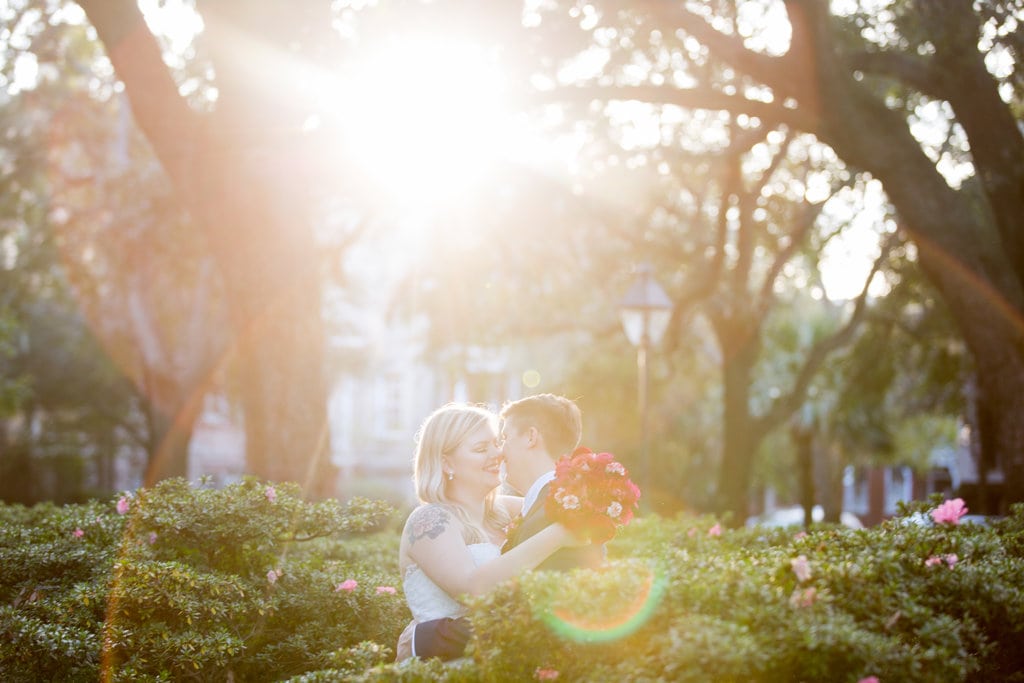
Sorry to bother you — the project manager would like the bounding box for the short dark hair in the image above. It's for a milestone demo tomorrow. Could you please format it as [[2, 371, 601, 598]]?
[[500, 393, 582, 458]]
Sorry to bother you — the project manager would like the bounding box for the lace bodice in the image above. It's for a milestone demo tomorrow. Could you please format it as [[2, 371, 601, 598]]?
[[402, 543, 501, 622]]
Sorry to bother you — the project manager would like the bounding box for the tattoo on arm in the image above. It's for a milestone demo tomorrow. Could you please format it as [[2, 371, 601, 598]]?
[[407, 506, 451, 545]]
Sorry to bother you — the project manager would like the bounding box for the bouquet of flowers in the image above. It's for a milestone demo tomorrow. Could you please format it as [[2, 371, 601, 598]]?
[[544, 446, 641, 544]]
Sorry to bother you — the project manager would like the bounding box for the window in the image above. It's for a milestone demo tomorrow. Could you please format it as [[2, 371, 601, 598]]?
[[373, 375, 404, 437], [884, 466, 914, 515]]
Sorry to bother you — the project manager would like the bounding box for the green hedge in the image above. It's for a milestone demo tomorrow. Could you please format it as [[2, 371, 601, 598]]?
[[455, 507, 1024, 682], [0, 478, 405, 682], [2, 484, 1023, 682]]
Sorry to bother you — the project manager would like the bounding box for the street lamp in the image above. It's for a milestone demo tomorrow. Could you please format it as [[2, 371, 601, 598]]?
[[619, 263, 673, 494]]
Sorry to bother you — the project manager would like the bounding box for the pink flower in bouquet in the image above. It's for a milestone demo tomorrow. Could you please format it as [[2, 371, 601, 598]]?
[[116, 496, 130, 515], [558, 492, 581, 510], [376, 585, 397, 595], [930, 498, 967, 525], [265, 486, 277, 503], [708, 523, 722, 537], [790, 555, 811, 582], [535, 668, 560, 680], [544, 447, 641, 544], [335, 579, 358, 592]]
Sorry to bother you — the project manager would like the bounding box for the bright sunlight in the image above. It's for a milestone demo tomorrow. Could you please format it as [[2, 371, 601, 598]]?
[[330, 34, 530, 206]]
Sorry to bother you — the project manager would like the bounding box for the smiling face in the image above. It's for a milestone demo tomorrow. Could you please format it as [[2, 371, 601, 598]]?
[[499, 394, 583, 494], [445, 421, 504, 493], [499, 418, 532, 494]]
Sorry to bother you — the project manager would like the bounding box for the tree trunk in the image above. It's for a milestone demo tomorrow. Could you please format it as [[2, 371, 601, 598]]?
[[800, 0, 1024, 509], [926, 275, 1024, 514], [833, 113, 1024, 510], [717, 331, 761, 524], [141, 376, 198, 485], [819, 443, 844, 525], [79, 1, 336, 495], [188, 113, 334, 492], [792, 424, 814, 529]]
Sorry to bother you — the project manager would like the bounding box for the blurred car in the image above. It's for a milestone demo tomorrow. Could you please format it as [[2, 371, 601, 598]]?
[[745, 505, 864, 530]]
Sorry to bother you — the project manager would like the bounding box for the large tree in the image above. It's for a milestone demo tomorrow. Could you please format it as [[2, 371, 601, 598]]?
[[73, 0, 338, 492], [520, 0, 1024, 513]]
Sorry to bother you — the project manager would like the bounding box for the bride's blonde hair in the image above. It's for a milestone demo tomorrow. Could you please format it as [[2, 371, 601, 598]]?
[[413, 403, 510, 543]]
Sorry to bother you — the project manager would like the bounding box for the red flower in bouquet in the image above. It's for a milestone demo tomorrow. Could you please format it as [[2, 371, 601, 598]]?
[[544, 446, 641, 544]]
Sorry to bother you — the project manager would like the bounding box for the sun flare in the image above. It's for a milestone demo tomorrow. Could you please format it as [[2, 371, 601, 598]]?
[[332, 34, 525, 206]]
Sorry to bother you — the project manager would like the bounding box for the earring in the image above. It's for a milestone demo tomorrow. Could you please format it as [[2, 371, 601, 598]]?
[[446, 471, 454, 481]]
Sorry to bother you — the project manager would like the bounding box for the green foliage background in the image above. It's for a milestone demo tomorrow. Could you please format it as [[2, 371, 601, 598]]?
[[2, 483, 1023, 681]]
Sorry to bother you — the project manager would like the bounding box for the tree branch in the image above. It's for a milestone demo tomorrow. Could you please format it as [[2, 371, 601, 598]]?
[[754, 199, 823, 323], [77, 0, 201, 191], [753, 234, 895, 438], [847, 50, 943, 99], [638, 1, 802, 97], [533, 84, 814, 132]]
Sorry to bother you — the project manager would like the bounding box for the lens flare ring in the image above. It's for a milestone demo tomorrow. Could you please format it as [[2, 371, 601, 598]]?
[[534, 566, 665, 644]]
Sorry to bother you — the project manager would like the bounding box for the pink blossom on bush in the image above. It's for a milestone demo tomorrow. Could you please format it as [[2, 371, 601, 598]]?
[[72, 528, 84, 538], [335, 579, 358, 592], [858, 677, 880, 683], [789, 586, 817, 608], [930, 498, 967, 525], [116, 496, 130, 515], [708, 523, 722, 537], [267, 569, 283, 584], [265, 486, 277, 503], [148, 532, 158, 545], [790, 555, 812, 582], [925, 553, 959, 569], [687, 527, 697, 538], [376, 585, 397, 594], [794, 531, 807, 540], [535, 668, 560, 680]]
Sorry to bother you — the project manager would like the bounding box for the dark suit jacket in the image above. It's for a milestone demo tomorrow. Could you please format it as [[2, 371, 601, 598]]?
[[503, 481, 605, 571]]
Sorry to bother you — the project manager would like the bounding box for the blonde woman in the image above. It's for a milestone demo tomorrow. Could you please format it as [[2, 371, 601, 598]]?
[[396, 403, 580, 661]]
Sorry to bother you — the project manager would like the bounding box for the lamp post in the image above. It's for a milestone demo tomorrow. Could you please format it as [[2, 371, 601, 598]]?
[[619, 263, 673, 494]]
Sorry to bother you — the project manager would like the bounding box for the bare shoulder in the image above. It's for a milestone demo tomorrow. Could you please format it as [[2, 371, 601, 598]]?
[[495, 494, 523, 518], [404, 504, 457, 545]]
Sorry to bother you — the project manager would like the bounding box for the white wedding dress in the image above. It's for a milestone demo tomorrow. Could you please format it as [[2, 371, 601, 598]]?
[[402, 542, 501, 621]]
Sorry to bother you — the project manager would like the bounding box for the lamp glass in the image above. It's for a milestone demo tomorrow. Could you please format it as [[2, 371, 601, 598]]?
[[619, 309, 646, 347], [648, 307, 672, 345], [619, 263, 673, 347]]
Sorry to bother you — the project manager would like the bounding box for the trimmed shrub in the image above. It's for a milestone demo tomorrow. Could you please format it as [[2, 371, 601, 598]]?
[[0, 478, 407, 681], [458, 503, 1024, 682], [3, 487, 1023, 681]]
